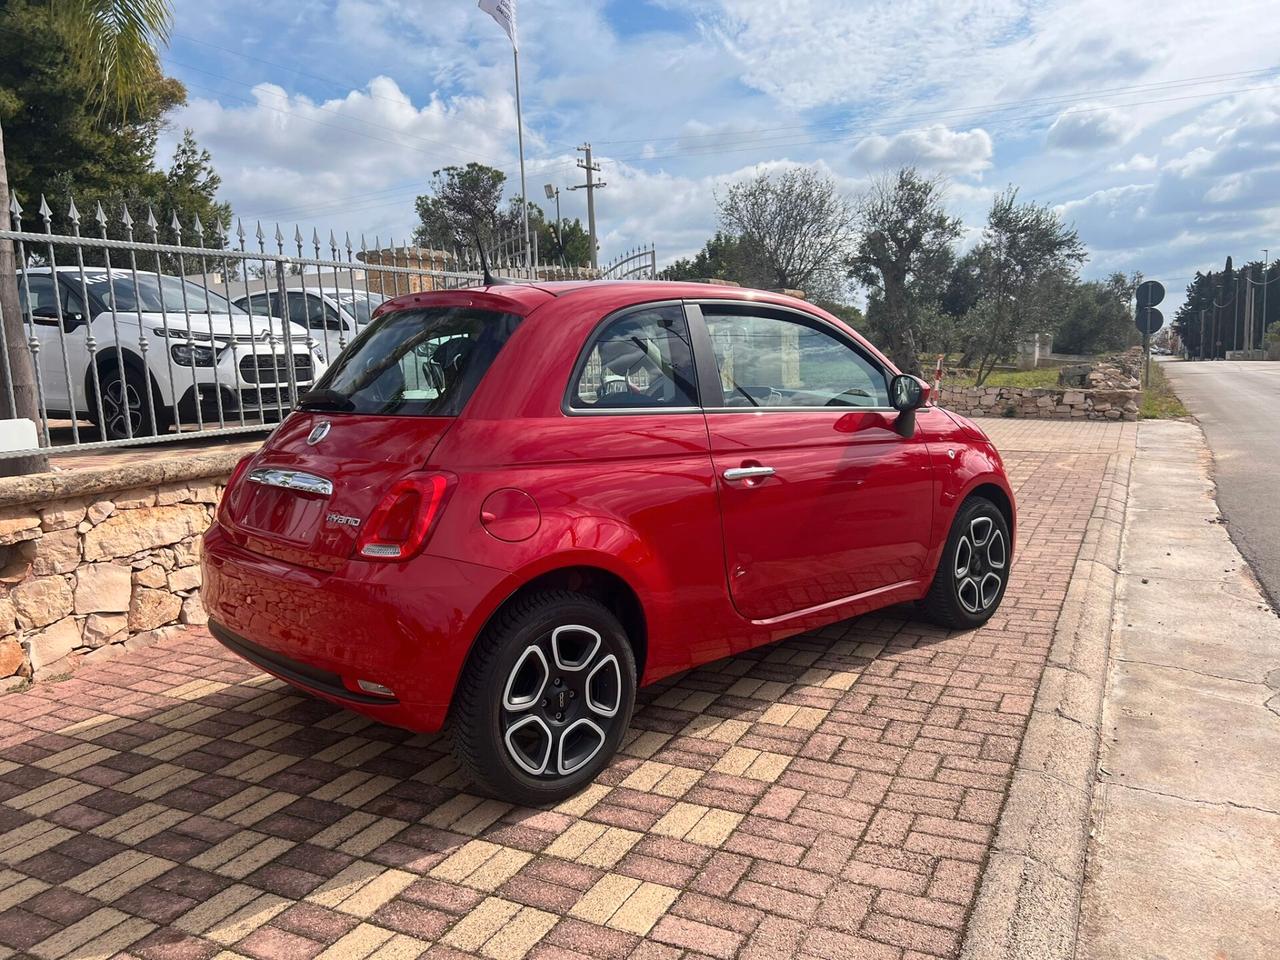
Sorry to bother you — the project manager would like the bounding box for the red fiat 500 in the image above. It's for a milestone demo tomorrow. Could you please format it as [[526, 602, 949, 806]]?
[[203, 281, 1015, 803]]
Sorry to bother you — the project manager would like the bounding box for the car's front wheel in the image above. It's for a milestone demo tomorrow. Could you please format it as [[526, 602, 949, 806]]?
[[918, 496, 1011, 629], [92, 360, 170, 440], [451, 590, 637, 804]]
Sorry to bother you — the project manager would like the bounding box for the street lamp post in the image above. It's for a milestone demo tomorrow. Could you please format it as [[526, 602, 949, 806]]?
[[544, 183, 561, 265]]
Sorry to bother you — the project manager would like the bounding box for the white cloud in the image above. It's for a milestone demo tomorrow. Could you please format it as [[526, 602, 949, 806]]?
[[1046, 104, 1130, 151], [160, 77, 533, 241], [1111, 153, 1158, 172], [850, 125, 993, 176]]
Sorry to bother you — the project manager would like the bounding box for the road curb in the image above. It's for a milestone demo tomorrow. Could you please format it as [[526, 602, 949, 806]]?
[[960, 449, 1133, 960]]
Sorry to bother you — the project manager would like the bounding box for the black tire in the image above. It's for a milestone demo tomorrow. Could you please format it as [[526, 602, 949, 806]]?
[[917, 496, 1011, 629], [91, 359, 171, 441], [450, 590, 637, 805]]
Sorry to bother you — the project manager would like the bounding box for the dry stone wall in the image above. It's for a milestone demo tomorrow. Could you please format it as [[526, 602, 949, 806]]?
[[937, 385, 1140, 421], [0, 451, 238, 691]]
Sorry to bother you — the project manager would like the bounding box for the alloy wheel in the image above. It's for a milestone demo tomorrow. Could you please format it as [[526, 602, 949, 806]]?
[[102, 374, 144, 438], [954, 515, 1007, 614], [500, 624, 623, 778]]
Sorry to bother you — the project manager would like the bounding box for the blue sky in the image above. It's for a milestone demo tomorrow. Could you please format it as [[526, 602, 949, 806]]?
[[160, 0, 1280, 311]]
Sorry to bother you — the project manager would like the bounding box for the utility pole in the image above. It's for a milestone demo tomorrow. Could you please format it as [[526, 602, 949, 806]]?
[[568, 143, 605, 269], [1234, 273, 1241, 352], [1245, 278, 1255, 353], [1199, 309, 1207, 360], [1263, 249, 1270, 348]]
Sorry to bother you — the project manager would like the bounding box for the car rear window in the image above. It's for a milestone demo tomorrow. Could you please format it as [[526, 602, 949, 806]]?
[[307, 306, 520, 416]]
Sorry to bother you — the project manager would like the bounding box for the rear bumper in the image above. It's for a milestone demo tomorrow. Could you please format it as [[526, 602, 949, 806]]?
[[201, 523, 510, 732]]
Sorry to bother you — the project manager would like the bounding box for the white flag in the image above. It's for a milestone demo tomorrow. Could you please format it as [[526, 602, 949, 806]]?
[[478, 0, 517, 50]]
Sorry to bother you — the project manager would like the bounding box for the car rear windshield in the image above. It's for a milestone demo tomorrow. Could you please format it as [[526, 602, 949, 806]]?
[[303, 306, 520, 416]]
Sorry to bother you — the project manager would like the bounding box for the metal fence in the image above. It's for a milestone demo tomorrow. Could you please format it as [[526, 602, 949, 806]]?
[[0, 194, 655, 460]]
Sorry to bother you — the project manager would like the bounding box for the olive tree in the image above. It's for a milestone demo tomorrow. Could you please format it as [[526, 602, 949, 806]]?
[[963, 188, 1086, 384], [413, 163, 507, 261], [717, 167, 857, 300], [847, 168, 961, 376]]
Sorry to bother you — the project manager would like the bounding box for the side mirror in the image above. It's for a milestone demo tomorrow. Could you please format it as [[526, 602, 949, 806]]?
[[889, 374, 931, 437], [890, 374, 930, 411]]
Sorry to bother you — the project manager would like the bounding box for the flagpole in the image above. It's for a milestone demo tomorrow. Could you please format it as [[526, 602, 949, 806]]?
[[513, 46, 531, 269]]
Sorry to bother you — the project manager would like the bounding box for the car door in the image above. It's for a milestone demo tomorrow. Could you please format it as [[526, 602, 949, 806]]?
[[18, 273, 88, 414], [691, 302, 934, 624]]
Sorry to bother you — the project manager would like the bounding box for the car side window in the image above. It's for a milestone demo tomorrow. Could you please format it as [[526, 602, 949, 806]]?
[[702, 310, 890, 408], [18, 274, 55, 317], [571, 306, 698, 410], [243, 293, 273, 316]]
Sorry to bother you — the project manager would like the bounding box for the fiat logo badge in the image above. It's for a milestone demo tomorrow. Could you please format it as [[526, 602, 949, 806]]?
[[306, 421, 331, 445]]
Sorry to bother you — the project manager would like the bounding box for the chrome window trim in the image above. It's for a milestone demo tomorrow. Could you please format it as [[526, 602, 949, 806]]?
[[704, 405, 898, 414], [569, 405, 703, 416]]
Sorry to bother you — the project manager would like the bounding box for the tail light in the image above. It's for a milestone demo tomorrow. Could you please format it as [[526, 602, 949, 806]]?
[[355, 471, 455, 561], [217, 455, 255, 527]]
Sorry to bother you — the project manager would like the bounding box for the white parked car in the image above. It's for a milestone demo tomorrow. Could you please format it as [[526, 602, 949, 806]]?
[[19, 267, 325, 440], [234, 287, 387, 361]]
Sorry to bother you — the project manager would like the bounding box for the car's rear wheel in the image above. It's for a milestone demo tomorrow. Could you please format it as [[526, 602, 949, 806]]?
[[450, 590, 637, 804], [917, 496, 1010, 629]]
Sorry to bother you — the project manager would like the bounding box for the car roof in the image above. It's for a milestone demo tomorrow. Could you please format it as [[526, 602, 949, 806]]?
[[24, 266, 185, 276], [374, 279, 820, 319]]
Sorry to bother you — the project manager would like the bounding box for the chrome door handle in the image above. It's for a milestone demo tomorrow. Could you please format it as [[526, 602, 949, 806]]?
[[723, 466, 776, 482]]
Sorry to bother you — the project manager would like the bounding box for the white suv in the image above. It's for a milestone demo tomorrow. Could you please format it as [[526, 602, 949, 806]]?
[[234, 287, 387, 362], [19, 267, 325, 440]]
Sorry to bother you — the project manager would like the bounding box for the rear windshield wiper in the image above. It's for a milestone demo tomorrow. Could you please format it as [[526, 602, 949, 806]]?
[[296, 388, 355, 411]]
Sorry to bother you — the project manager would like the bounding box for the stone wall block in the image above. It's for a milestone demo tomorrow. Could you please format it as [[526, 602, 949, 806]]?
[[129, 587, 183, 632], [181, 593, 208, 626], [13, 576, 74, 629], [82, 613, 128, 648], [168, 565, 202, 594], [40, 499, 87, 531], [113, 488, 158, 509], [189, 483, 220, 504], [82, 503, 210, 562], [86, 501, 115, 525], [74, 563, 133, 615], [134, 565, 167, 589], [0, 507, 40, 546], [156, 484, 193, 506], [25, 617, 81, 672], [32, 527, 81, 576], [0, 637, 24, 677]]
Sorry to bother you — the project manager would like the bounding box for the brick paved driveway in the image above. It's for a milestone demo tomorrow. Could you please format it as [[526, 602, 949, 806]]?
[[0, 421, 1135, 960]]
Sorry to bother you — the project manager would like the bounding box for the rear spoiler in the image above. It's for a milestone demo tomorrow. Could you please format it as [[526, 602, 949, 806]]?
[[371, 285, 554, 322]]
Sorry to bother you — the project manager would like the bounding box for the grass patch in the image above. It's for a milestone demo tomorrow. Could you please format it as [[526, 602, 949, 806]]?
[[946, 367, 1063, 389], [1140, 362, 1189, 419]]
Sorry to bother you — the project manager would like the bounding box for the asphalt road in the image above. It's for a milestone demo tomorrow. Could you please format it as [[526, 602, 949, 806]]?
[[1161, 359, 1280, 609]]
